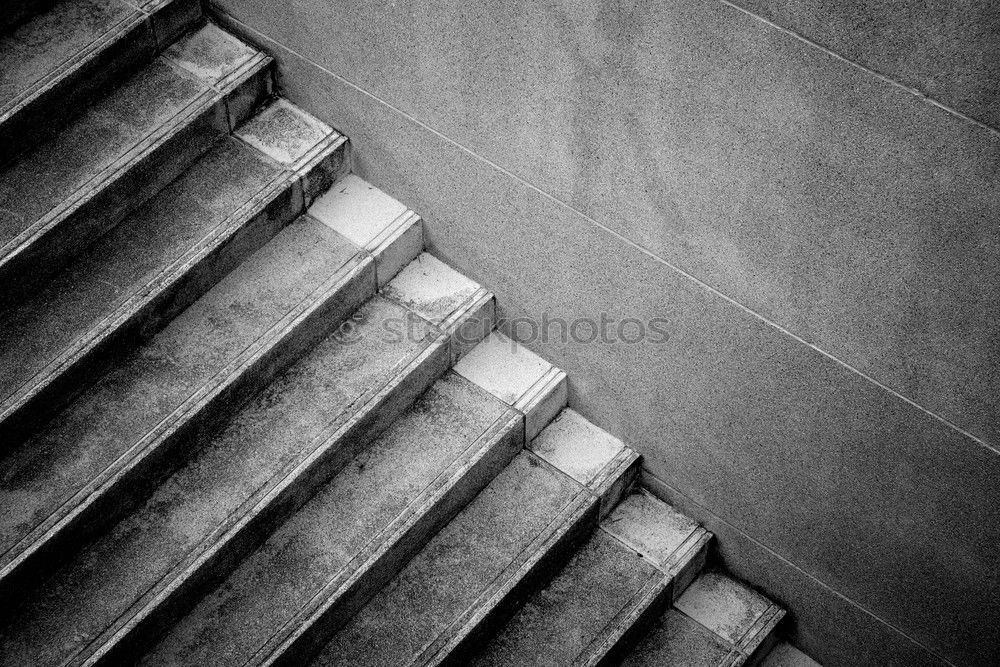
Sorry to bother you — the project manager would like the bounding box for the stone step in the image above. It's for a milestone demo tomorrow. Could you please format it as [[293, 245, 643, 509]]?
[[469, 487, 713, 666], [0, 94, 346, 452], [0, 246, 492, 666], [0, 201, 368, 615], [0, 0, 201, 164], [139, 370, 520, 667], [0, 21, 273, 310], [302, 401, 642, 667], [623, 570, 786, 667]]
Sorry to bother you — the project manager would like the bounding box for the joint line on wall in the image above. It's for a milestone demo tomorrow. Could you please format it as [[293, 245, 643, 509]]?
[[720, 0, 1000, 139], [218, 9, 998, 459]]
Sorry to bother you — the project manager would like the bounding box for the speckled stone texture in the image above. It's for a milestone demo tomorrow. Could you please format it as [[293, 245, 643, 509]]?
[[0, 0, 137, 110], [0, 218, 356, 585], [0, 295, 438, 666], [622, 609, 735, 667], [141, 372, 509, 666], [732, 0, 1000, 130], [380, 251, 482, 326], [240, 15, 1000, 665], [470, 528, 660, 666], [0, 59, 206, 249], [309, 451, 582, 666], [0, 138, 278, 408]]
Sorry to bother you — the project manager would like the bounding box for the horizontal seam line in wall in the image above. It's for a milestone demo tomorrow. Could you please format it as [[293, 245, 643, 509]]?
[[719, 0, 1000, 139], [644, 470, 959, 667], [219, 10, 997, 457]]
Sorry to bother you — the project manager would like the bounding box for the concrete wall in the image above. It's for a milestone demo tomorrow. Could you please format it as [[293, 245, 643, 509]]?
[[208, 2, 1000, 665]]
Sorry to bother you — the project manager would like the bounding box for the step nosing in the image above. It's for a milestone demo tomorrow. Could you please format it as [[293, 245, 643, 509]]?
[[415, 489, 598, 666], [574, 570, 672, 666], [0, 168, 290, 427], [78, 314, 449, 665], [0, 10, 145, 119], [254, 409, 524, 666], [0, 57, 259, 268], [0, 251, 372, 586]]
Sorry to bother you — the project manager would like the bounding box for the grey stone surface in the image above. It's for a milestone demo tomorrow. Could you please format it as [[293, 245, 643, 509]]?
[[762, 641, 823, 667], [0, 0, 136, 110], [141, 372, 508, 666], [0, 295, 437, 666], [310, 451, 582, 666], [622, 609, 735, 667], [676, 571, 773, 647], [238, 34, 997, 666], [0, 218, 356, 575], [0, 137, 277, 407], [212, 0, 1000, 449], [470, 528, 659, 666], [731, 0, 1000, 130], [0, 58, 206, 250]]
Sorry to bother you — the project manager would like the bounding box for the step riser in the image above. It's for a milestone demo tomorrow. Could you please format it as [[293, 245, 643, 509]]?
[[0, 59, 274, 312], [86, 334, 458, 666], [429, 487, 601, 667], [0, 132, 342, 452], [0, 254, 376, 618], [582, 577, 674, 667], [0, 0, 203, 167], [261, 412, 525, 667]]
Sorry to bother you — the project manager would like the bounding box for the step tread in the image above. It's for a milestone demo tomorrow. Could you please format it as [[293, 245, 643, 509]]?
[[0, 135, 281, 408], [310, 450, 586, 667], [0, 20, 269, 299], [0, 294, 440, 666], [0, 217, 356, 570], [141, 371, 514, 666], [624, 570, 785, 667], [0, 0, 141, 116], [470, 528, 664, 667]]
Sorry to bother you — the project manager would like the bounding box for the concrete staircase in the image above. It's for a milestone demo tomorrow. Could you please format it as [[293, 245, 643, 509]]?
[[0, 3, 806, 666]]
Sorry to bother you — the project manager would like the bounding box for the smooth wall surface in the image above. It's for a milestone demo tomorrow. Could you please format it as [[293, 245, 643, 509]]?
[[209, 2, 1000, 666]]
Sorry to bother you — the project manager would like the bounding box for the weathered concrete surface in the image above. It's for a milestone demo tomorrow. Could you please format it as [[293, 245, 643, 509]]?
[[217, 11, 999, 665], [0, 296, 438, 666], [310, 451, 581, 666], [141, 372, 508, 666], [0, 0, 137, 109], [471, 528, 659, 666], [622, 609, 734, 667], [0, 138, 277, 407], [0, 218, 355, 569]]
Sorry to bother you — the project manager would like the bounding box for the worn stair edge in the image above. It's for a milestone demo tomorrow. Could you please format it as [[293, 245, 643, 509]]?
[[0, 95, 345, 451], [575, 490, 715, 666], [454, 329, 568, 442], [418, 419, 644, 666], [307, 173, 424, 289], [0, 236, 373, 616], [0, 22, 273, 312], [0, 0, 202, 164], [251, 408, 525, 667], [81, 263, 496, 666], [655, 571, 787, 667]]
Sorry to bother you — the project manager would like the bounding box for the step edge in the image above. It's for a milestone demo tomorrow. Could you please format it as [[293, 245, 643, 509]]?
[[256, 408, 525, 667], [0, 8, 147, 122], [573, 570, 674, 667], [418, 480, 602, 667], [0, 249, 376, 611], [0, 123, 344, 445], [0, 46, 273, 292]]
